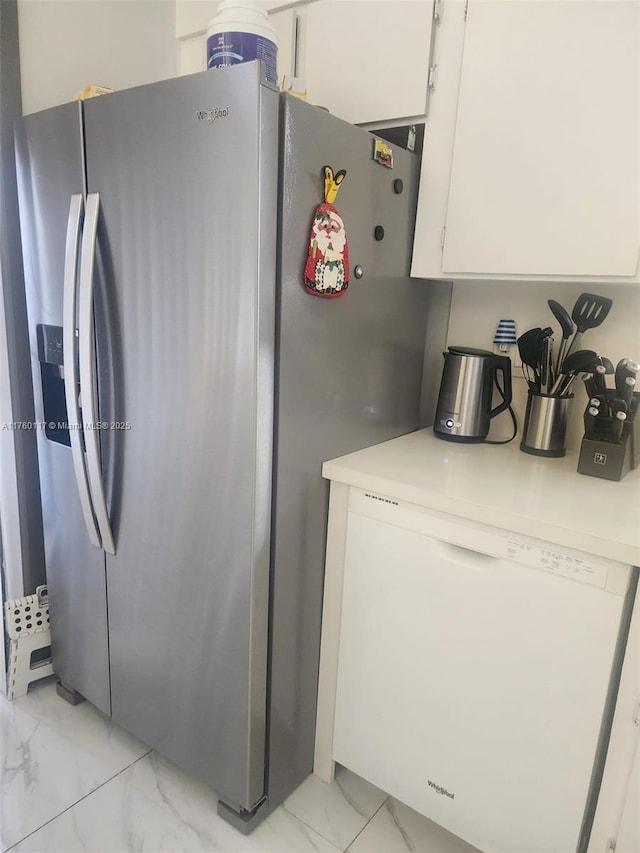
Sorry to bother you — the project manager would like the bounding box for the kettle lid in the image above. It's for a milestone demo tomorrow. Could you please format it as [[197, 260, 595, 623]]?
[[448, 346, 496, 357]]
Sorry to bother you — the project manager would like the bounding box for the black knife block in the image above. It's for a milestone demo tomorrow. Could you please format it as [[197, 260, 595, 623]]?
[[578, 393, 639, 481]]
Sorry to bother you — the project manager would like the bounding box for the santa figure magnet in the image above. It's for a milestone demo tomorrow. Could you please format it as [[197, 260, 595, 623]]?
[[304, 166, 349, 298]]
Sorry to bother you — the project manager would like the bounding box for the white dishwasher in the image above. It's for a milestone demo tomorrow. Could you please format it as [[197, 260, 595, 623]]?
[[332, 488, 637, 853]]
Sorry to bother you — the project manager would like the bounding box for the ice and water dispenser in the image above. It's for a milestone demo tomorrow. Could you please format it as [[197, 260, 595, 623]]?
[[36, 324, 72, 446]]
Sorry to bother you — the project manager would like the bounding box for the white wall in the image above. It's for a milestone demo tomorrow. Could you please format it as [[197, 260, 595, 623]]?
[[444, 281, 640, 451], [17, 0, 177, 114]]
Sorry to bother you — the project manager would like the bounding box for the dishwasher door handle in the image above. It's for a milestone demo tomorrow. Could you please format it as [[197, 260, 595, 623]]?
[[432, 538, 497, 571]]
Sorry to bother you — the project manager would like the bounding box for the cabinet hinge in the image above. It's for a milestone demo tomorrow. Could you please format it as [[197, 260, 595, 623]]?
[[440, 226, 446, 250], [464, 0, 469, 21], [428, 65, 439, 93], [425, 0, 441, 117]]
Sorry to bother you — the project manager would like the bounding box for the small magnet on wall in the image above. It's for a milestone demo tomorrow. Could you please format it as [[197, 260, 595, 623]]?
[[354, 265, 364, 279], [393, 179, 404, 194], [374, 226, 385, 241]]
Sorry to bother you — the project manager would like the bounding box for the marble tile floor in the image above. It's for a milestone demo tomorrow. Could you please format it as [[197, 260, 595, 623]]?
[[1, 679, 480, 853]]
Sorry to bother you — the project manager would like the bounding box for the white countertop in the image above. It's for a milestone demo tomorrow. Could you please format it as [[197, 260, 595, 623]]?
[[322, 429, 640, 566]]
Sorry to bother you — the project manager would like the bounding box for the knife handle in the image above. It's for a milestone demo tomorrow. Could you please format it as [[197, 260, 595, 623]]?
[[627, 380, 638, 417], [584, 408, 600, 439], [621, 375, 636, 409], [611, 399, 628, 443], [615, 360, 638, 408], [611, 411, 626, 443], [592, 365, 609, 396], [583, 406, 602, 440], [583, 374, 599, 399]]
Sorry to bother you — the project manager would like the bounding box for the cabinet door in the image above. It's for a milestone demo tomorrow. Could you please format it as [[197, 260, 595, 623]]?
[[270, 6, 297, 81], [588, 584, 640, 852], [616, 738, 640, 853], [441, 0, 640, 278], [303, 0, 434, 124]]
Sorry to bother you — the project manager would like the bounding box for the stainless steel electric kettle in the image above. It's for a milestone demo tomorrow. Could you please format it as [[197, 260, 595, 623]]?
[[434, 347, 513, 442]]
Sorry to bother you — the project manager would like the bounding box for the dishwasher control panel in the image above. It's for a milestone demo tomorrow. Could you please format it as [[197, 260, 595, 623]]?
[[349, 487, 628, 594], [506, 540, 608, 588]]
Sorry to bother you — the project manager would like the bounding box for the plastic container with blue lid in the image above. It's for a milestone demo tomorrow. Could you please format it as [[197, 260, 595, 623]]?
[[206, 0, 279, 86]]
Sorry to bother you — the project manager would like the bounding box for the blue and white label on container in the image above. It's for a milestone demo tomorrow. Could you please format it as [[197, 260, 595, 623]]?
[[207, 31, 278, 85]]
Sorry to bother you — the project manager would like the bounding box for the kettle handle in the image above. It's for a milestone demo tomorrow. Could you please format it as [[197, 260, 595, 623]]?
[[489, 355, 512, 419]]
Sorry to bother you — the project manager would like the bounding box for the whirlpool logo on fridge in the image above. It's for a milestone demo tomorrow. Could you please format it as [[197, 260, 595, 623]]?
[[428, 779, 455, 800], [196, 106, 230, 124]]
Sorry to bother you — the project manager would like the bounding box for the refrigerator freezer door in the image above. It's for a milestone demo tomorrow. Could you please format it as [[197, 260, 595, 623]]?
[[267, 95, 430, 804], [14, 103, 111, 715], [82, 65, 278, 812]]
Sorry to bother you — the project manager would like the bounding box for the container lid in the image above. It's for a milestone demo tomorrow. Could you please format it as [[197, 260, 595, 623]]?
[[448, 346, 496, 357], [218, 0, 268, 13]]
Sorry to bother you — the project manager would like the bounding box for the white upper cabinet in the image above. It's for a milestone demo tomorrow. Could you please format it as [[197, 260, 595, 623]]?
[[301, 0, 434, 124], [175, 1, 436, 125], [412, 0, 640, 283]]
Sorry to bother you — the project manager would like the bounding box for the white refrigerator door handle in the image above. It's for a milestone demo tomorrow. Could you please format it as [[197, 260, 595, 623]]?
[[62, 194, 101, 549], [78, 192, 116, 555]]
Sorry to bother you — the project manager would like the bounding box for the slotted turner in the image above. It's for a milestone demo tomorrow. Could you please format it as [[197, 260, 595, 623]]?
[[566, 293, 613, 356]]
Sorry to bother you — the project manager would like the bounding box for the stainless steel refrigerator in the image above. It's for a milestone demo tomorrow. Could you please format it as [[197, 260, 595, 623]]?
[[15, 63, 437, 831]]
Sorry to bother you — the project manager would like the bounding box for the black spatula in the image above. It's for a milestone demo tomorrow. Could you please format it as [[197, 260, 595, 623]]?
[[566, 293, 613, 356], [517, 327, 542, 390]]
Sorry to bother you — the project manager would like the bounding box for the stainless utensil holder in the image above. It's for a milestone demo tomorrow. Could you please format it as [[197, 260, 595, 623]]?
[[520, 392, 572, 457]]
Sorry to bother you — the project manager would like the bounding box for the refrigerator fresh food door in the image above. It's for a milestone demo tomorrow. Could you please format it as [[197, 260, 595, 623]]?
[[14, 102, 111, 715], [267, 94, 430, 804], [82, 64, 278, 814]]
